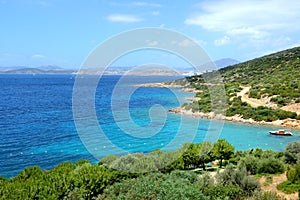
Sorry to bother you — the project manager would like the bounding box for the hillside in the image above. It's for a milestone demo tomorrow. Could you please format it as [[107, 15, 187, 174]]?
[[219, 46, 300, 107], [172, 46, 300, 126]]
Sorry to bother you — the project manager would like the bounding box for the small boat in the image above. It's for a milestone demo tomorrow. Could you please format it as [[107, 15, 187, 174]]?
[[269, 129, 293, 136]]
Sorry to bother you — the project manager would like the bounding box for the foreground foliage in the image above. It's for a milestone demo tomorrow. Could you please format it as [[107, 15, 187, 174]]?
[[0, 140, 299, 199], [277, 164, 300, 194]]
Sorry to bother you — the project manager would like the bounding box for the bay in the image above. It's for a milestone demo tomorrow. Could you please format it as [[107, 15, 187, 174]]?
[[0, 74, 299, 178]]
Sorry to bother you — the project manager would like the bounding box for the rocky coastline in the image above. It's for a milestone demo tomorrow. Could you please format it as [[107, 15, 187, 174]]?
[[169, 107, 300, 129], [137, 82, 300, 129]]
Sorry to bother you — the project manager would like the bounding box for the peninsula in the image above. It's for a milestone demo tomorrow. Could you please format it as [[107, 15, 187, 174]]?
[[139, 46, 300, 129]]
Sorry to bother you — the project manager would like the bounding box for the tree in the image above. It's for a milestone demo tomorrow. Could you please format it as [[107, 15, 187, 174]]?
[[163, 156, 184, 173], [284, 142, 300, 164], [131, 156, 158, 173], [181, 143, 201, 169], [212, 139, 234, 168], [68, 163, 116, 199], [199, 142, 214, 170]]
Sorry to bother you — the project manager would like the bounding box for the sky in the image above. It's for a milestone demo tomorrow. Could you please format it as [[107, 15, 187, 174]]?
[[0, 0, 300, 69]]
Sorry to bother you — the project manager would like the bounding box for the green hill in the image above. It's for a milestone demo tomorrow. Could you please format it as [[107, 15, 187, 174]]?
[[177, 46, 300, 122]]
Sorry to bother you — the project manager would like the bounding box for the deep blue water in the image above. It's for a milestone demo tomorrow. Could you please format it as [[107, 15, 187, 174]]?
[[0, 74, 299, 178]]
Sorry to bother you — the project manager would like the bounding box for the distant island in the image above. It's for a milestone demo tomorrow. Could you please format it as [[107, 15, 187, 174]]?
[[0, 58, 239, 76], [0, 65, 76, 74]]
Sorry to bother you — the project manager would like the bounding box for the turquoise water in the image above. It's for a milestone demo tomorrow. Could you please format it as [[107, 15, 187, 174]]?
[[0, 74, 299, 178]]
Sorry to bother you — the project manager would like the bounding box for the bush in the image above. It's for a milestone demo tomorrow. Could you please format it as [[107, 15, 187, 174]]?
[[99, 155, 119, 166], [68, 164, 120, 199], [96, 172, 208, 200], [252, 191, 286, 200], [277, 180, 300, 194], [284, 142, 300, 164], [238, 155, 259, 174], [257, 157, 285, 174], [286, 165, 300, 183], [216, 164, 260, 196], [197, 173, 214, 192], [203, 185, 242, 200]]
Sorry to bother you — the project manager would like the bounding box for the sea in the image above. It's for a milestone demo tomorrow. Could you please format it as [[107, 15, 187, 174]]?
[[0, 74, 299, 178]]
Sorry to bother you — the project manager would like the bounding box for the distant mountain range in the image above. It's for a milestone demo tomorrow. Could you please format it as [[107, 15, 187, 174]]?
[[214, 58, 240, 69], [0, 58, 239, 76], [0, 65, 75, 74]]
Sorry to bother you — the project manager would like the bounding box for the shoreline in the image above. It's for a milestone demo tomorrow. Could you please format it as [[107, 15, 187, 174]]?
[[135, 82, 202, 93], [137, 82, 300, 130], [169, 107, 300, 129]]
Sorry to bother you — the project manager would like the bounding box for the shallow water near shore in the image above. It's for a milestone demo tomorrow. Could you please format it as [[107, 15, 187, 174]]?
[[0, 74, 299, 178]]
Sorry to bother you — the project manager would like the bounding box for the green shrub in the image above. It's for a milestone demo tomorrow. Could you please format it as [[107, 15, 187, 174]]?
[[284, 142, 300, 164], [252, 191, 286, 200], [216, 164, 260, 196], [197, 173, 214, 192], [96, 172, 208, 200], [277, 180, 300, 194], [257, 157, 284, 174], [286, 165, 300, 183], [99, 155, 119, 166], [203, 185, 242, 200], [238, 155, 259, 175]]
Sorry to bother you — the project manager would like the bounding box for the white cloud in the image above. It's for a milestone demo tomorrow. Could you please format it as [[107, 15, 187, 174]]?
[[178, 39, 197, 47], [151, 11, 160, 16], [32, 54, 46, 59], [132, 2, 162, 7], [185, 0, 300, 46], [170, 39, 198, 47], [194, 39, 207, 46], [146, 40, 159, 46], [107, 14, 142, 23], [111, 1, 162, 7], [214, 36, 231, 46]]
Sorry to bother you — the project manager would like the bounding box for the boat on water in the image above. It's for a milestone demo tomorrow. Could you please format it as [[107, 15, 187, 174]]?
[[269, 129, 293, 136]]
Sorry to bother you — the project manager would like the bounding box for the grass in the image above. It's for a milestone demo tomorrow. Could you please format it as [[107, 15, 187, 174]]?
[[263, 176, 273, 186], [277, 180, 300, 194], [254, 172, 282, 178]]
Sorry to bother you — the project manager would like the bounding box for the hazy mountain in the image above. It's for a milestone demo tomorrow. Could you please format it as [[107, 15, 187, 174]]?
[[214, 58, 240, 69], [36, 65, 65, 71], [0, 66, 75, 74], [0, 58, 239, 75]]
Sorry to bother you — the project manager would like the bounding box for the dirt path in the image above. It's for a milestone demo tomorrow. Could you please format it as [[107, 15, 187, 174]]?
[[237, 86, 278, 109], [237, 86, 265, 108], [282, 103, 300, 115], [260, 172, 298, 200]]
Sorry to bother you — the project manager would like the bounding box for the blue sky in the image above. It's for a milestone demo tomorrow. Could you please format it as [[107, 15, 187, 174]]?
[[0, 0, 300, 69]]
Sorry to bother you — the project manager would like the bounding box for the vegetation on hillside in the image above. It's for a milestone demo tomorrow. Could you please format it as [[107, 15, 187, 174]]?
[[176, 46, 300, 121], [1, 140, 299, 199]]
